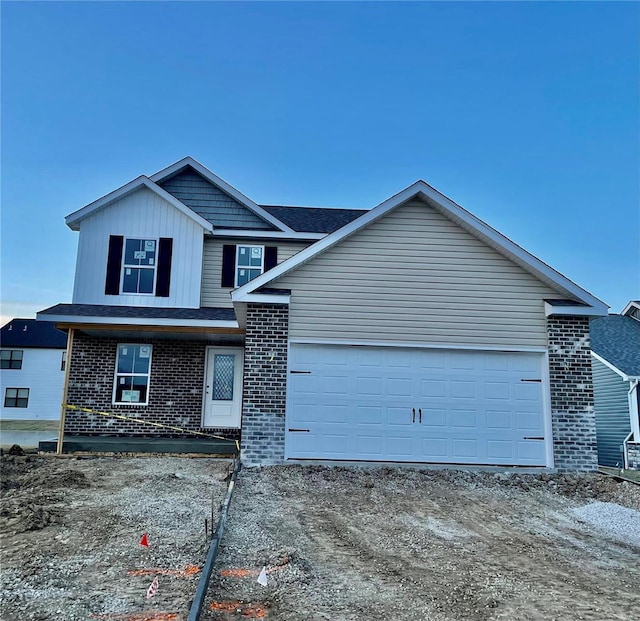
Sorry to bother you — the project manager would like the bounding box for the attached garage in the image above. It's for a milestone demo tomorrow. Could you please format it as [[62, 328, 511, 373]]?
[[286, 343, 551, 466]]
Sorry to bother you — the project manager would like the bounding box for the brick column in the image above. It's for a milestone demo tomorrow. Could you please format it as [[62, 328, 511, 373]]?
[[241, 304, 289, 465], [547, 316, 597, 471]]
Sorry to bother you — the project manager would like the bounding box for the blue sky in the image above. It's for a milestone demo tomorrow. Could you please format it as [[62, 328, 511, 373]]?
[[1, 1, 638, 323]]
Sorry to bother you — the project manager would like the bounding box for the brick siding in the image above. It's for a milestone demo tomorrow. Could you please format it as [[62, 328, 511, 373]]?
[[547, 316, 598, 471], [627, 443, 640, 471], [64, 332, 239, 440], [240, 304, 289, 465]]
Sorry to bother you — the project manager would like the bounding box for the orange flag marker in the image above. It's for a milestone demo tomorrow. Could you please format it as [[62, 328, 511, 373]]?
[[140, 533, 149, 547]]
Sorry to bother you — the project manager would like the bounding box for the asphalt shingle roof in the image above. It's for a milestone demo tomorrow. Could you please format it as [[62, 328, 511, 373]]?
[[590, 315, 640, 377], [38, 304, 236, 322], [261, 205, 367, 234], [1, 319, 67, 348]]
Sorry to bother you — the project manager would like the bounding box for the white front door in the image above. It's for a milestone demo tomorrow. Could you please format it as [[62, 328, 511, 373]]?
[[203, 347, 244, 428]]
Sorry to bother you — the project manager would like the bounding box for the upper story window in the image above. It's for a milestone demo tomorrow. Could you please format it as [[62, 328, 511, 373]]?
[[1, 349, 23, 370], [221, 244, 277, 289], [122, 238, 157, 294], [236, 245, 264, 287], [105, 236, 173, 298], [113, 344, 152, 405]]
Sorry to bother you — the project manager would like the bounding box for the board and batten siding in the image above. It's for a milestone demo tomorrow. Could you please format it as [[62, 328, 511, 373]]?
[[592, 357, 631, 467], [273, 199, 563, 347], [72, 187, 205, 308], [201, 238, 311, 307], [0, 348, 64, 421]]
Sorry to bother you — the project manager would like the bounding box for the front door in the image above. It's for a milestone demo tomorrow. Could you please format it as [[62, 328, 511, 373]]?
[[203, 347, 244, 428]]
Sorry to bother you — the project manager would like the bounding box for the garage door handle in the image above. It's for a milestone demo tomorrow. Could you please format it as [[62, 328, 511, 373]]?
[[412, 408, 415, 423], [288, 428, 310, 432], [419, 408, 422, 424], [523, 436, 544, 440]]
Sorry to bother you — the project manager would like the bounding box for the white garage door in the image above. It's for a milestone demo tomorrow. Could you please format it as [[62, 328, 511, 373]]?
[[286, 344, 548, 466]]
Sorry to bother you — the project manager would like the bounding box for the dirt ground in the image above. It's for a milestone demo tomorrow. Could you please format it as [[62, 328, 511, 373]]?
[[0, 452, 230, 621], [205, 466, 640, 621], [2, 455, 640, 621]]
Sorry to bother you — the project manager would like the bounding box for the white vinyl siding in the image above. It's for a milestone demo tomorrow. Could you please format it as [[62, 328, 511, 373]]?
[[72, 187, 205, 308], [0, 348, 64, 421], [201, 239, 310, 307], [274, 199, 562, 347]]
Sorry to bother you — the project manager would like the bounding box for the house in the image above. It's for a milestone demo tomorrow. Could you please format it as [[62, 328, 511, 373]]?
[[590, 302, 640, 469], [37, 157, 608, 470], [1, 319, 67, 421]]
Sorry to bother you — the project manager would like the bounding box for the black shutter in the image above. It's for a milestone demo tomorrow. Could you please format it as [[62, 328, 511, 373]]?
[[155, 238, 173, 297], [265, 246, 278, 271], [221, 244, 236, 287], [104, 235, 124, 295]]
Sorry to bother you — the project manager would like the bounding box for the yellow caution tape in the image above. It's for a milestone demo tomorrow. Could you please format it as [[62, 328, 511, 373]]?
[[65, 404, 240, 452]]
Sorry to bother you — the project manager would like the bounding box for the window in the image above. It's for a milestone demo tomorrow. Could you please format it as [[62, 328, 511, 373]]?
[[113, 344, 152, 405], [105, 236, 173, 297], [235, 245, 264, 287], [4, 388, 29, 408], [1, 349, 23, 370], [61, 351, 67, 372], [122, 238, 157, 294]]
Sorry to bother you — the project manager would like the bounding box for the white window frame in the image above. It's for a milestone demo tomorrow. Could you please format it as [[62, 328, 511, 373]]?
[[234, 245, 265, 287], [121, 237, 158, 296], [112, 344, 153, 406]]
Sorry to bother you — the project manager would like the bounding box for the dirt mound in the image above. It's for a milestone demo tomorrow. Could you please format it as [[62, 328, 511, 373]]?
[[0, 500, 61, 533]]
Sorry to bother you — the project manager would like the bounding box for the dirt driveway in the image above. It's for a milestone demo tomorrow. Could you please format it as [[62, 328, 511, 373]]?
[[1, 454, 230, 621], [205, 466, 640, 621]]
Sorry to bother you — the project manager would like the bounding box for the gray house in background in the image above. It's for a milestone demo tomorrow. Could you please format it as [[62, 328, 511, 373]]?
[[590, 302, 640, 469]]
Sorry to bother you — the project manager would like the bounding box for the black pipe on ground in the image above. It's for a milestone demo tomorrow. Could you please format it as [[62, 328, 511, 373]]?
[[187, 457, 241, 621]]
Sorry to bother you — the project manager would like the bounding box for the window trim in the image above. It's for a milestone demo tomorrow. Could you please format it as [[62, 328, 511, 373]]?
[[234, 244, 265, 288], [4, 387, 29, 408], [112, 344, 153, 406], [121, 237, 159, 296], [1, 349, 24, 370]]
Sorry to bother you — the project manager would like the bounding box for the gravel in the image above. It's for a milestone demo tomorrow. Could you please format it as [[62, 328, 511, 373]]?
[[572, 500, 640, 547]]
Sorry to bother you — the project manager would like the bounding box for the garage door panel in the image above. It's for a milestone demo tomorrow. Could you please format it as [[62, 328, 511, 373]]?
[[356, 405, 383, 425], [286, 344, 548, 466]]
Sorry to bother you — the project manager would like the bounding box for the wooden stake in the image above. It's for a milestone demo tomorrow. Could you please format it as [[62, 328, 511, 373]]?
[[57, 328, 74, 455]]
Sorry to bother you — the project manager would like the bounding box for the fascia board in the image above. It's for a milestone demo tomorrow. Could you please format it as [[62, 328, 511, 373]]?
[[149, 156, 295, 234], [212, 229, 325, 241], [544, 302, 607, 317], [65, 176, 213, 233], [591, 351, 632, 381], [35, 312, 238, 329], [239, 294, 290, 304], [233, 180, 609, 312]]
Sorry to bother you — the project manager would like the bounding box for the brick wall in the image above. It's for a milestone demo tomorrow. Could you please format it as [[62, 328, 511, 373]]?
[[547, 316, 597, 471], [627, 443, 640, 470], [64, 332, 239, 440], [241, 304, 289, 465]]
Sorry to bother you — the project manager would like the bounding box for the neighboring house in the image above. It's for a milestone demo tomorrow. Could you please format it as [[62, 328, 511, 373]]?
[[0, 319, 67, 421], [37, 157, 609, 470], [590, 302, 640, 469]]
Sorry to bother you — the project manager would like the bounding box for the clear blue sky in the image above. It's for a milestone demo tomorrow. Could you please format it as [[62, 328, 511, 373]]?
[[1, 1, 638, 323]]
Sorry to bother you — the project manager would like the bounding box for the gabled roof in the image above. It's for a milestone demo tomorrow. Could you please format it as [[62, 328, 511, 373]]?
[[622, 300, 640, 316], [149, 157, 295, 233], [232, 180, 609, 315], [261, 205, 368, 234], [65, 176, 214, 232], [591, 315, 640, 379], [1, 318, 67, 349]]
